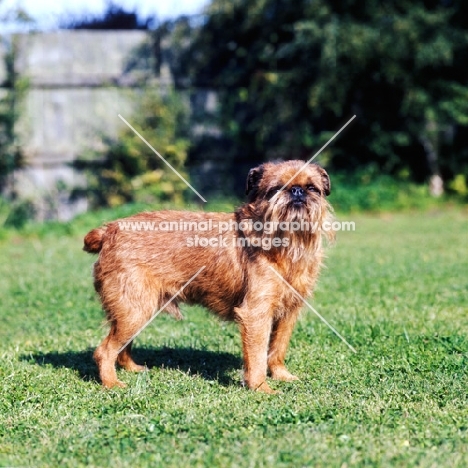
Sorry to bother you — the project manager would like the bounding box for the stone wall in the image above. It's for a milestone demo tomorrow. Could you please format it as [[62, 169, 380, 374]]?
[[2, 30, 174, 220]]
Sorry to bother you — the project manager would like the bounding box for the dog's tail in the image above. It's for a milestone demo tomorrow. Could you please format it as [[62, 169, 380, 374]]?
[[83, 227, 107, 254]]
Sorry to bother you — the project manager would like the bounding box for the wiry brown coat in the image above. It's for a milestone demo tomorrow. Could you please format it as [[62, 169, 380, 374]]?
[[84, 161, 334, 393]]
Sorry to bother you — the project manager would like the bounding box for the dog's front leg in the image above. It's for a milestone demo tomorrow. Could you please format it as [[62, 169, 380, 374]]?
[[236, 308, 275, 394]]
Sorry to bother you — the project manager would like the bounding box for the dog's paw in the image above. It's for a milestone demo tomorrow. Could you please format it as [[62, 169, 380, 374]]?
[[102, 379, 127, 389], [123, 363, 147, 373], [254, 381, 278, 394], [270, 367, 300, 382]]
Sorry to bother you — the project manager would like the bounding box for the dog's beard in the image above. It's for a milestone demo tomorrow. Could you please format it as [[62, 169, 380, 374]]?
[[257, 191, 333, 261]]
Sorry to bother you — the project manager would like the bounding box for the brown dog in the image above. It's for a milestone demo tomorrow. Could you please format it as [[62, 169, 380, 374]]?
[[84, 160, 334, 393]]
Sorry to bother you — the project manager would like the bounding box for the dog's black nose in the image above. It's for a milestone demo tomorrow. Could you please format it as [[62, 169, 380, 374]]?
[[290, 186, 305, 199]]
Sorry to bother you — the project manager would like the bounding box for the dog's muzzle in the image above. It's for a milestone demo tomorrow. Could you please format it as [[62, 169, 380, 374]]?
[[290, 186, 306, 207]]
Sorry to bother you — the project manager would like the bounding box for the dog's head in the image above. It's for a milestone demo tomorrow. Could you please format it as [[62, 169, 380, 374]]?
[[241, 160, 334, 257], [246, 160, 330, 219]]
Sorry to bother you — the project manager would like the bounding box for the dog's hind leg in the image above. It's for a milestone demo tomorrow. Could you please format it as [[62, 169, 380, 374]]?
[[94, 268, 164, 387], [94, 313, 150, 388], [117, 340, 146, 372]]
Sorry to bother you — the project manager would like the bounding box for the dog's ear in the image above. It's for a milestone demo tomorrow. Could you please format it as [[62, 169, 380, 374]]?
[[316, 166, 331, 196], [246, 165, 264, 195]]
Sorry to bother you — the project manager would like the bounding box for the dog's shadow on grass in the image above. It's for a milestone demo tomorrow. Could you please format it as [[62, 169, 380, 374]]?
[[21, 346, 242, 387]]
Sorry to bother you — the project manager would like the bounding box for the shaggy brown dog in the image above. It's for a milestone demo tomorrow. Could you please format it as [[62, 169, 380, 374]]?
[[84, 160, 334, 393]]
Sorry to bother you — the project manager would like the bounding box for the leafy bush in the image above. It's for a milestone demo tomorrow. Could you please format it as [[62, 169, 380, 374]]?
[[448, 174, 468, 197], [74, 89, 190, 208], [0, 44, 27, 190], [0, 197, 35, 229], [329, 172, 450, 213]]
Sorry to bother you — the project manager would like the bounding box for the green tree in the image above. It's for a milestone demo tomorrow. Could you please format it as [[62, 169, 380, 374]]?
[[0, 1, 30, 190], [0, 47, 20, 189], [181, 0, 468, 193]]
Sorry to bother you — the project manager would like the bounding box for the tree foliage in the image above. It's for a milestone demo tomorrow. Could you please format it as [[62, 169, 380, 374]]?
[[180, 0, 468, 190], [0, 0, 29, 190], [0, 52, 22, 189], [63, 3, 155, 30]]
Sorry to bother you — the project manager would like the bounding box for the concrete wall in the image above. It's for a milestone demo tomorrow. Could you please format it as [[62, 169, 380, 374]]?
[[3, 30, 173, 220]]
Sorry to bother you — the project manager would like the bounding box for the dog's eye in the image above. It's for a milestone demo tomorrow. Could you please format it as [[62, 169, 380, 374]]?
[[307, 185, 320, 193], [267, 187, 282, 198]]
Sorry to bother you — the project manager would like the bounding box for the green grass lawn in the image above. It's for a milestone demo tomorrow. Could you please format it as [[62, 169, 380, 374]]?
[[0, 206, 467, 467]]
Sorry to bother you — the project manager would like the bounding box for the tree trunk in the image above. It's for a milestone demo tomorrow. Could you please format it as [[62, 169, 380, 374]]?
[[419, 120, 443, 197]]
